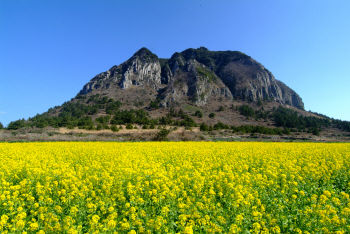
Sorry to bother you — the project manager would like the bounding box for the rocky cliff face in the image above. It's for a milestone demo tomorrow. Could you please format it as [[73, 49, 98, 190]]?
[[78, 47, 304, 110]]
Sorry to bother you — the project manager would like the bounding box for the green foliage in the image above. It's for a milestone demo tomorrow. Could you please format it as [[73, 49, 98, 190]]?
[[110, 125, 119, 132], [273, 106, 331, 130], [194, 110, 203, 118], [96, 124, 103, 131], [7, 119, 26, 130], [213, 122, 230, 130], [239, 105, 255, 118], [159, 116, 173, 125], [126, 123, 133, 130], [200, 123, 209, 131], [111, 109, 151, 125], [179, 47, 250, 74], [332, 119, 350, 132], [218, 106, 225, 112], [75, 94, 86, 99], [150, 98, 161, 109], [154, 128, 170, 141], [105, 100, 122, 114], [209, 113, 215, 118], [195, 66, 217, 83], [95, 116, 111, 125], [312, 128, 320, 136], [134, 101, 144, 107], [150, 123, 155, 129], [0, 122, 3, 129]]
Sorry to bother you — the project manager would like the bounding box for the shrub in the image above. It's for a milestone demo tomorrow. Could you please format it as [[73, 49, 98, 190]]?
[[209, 113, 215, 118], [96, 124, 103, 131], [111, 125, 119, 132], [200, 123, 209, 131], [126, 123, 133, 129], [154, 128, 170, 141], [194, 110, 203, 118]]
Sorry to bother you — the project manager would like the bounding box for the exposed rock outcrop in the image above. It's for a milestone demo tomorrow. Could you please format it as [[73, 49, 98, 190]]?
[[78, 47, 304, 110]]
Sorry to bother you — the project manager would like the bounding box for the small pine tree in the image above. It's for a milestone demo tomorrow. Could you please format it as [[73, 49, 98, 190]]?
[[200, 123, 209, 131], [154, 128, 170, 141], [96, 124, 103, 131], [111, 125, 119, 132], [209, 113, 215, 118], [312, 128, 320, 136]]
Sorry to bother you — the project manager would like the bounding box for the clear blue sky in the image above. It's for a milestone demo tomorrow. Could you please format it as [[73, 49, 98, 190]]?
[[1, 0, 349, 127]]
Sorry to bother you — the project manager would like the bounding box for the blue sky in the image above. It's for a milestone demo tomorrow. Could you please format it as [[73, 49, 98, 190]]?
[[1, 0, 349, 126]]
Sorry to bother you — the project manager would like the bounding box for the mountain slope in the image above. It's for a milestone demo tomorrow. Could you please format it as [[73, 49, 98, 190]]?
[[78, 47, 304, 110], [9, 46, 350, 139]]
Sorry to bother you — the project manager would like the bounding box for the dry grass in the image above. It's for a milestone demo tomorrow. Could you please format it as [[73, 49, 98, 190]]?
[[0, 126, 349, 143]]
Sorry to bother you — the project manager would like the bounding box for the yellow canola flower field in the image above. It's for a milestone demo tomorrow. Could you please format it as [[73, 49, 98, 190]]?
[[0, 142, 350, 234]]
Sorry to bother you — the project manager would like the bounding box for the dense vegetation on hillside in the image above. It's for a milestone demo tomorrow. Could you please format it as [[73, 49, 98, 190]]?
[[4, 93, 350, 136]]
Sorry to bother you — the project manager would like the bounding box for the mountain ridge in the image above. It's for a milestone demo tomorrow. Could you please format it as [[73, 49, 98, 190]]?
[[79, 47, 304, 110]]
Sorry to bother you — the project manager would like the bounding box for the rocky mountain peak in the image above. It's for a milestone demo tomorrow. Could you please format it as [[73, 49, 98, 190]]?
[[129, 47, 158, 63], [78, 47, 304, 110]]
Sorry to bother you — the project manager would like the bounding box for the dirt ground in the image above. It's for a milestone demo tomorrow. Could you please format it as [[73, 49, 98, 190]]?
[[1, 125, 349, 142]]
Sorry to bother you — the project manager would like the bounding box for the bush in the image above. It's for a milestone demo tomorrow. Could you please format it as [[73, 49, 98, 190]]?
[[209, 113, 215, 118], [194, 110, 203, 118], [7, 119, 26, 130], [150, 123, 155, 129], [111, 125, 119, 132], [200, 123, 209, 131], [312, 128, 320, 136], [218, 106, 225, 111], [126, 123, 133, 129], [142, 125, 149, 129], [96, 124, 103, 131], [154, 128, 170, 141]]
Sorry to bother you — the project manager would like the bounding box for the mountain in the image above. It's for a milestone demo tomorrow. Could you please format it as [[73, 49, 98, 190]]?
[[79, 47, 304, 110], [8, 46, 350, 140]]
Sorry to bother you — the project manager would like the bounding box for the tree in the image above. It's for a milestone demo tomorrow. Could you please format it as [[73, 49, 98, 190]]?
[[154, 128, 170, 141], [194, 110, 203, 118], [312, 128, 320, 136], [0, 122, 3, 129], [7, 119, 26, 130], [209, 113, 215, 118], [200, 123, 209, 131], [111, 125, 119, 132], [218, 106, 225, 111]]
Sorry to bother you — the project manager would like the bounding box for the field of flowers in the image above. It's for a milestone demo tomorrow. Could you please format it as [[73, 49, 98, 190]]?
[[0, 142, 349, 234]]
